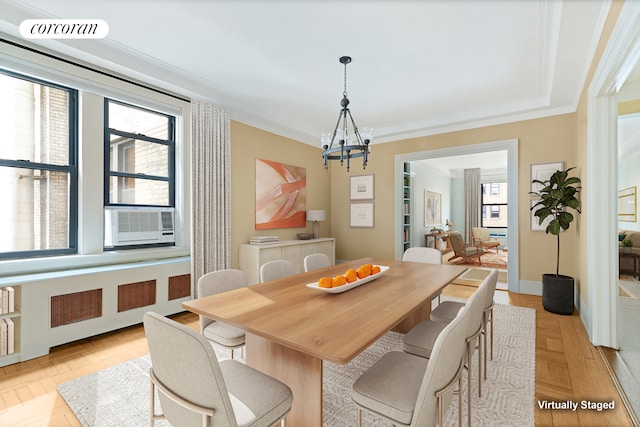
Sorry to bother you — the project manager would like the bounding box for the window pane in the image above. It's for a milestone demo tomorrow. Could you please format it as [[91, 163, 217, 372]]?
[[0, 73, 69, 164], [109, 136, 168, 176], [0, 167, 69, 253], [482, 206, 508, 227], [108, 101, 169, 140], [481, 182, 507, 204], [109, 176, 169, 205]]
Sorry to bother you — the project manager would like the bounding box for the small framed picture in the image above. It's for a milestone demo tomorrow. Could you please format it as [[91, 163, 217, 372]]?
[[350, 202, 374, 227], [530, 199, 553, 232], [350, 174, 374, 200], [530, 162, 563, 193]]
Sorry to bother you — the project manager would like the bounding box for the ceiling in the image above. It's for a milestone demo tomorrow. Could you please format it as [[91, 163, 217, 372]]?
[[0, 0, 611, 147]]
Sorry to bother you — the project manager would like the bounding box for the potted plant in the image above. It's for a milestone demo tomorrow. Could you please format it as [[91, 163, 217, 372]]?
[[530, 167, 581, 315], [622, 238, 633, 254]]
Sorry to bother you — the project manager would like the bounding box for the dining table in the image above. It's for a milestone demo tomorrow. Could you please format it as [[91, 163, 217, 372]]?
[[182, 257, 466, 427]]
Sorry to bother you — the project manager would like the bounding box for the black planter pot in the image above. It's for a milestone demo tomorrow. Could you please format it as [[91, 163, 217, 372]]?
[[542, 274, 574, 315]]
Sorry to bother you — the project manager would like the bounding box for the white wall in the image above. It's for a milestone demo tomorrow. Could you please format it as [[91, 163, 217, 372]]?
[[409, 161, 451, 248]]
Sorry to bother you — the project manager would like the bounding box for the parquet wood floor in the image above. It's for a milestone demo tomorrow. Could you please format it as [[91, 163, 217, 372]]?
[[0, 288, 634, 426]]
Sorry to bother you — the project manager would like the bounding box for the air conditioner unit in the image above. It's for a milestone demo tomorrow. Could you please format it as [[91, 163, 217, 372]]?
[[105, 207, 175, 247]]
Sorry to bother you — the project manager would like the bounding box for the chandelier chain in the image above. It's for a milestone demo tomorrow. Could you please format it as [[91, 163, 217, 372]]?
[[343, 61, 348, 98]]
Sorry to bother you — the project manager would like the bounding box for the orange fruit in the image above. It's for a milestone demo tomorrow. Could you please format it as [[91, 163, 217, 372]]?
[[332, 275, 347, 287], [371, 265, 381, 274], [318, 277, 333, 288], [345, 268, 358, 283], [356, 264, 371, 279]]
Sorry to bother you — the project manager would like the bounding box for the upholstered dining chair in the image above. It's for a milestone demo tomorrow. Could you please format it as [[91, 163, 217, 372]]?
[[303, 253, 331, 272], [197, 269, 248, 359], [402, 247, 444, 304], [351, 306, 470, 427], [431, 268, 499, 383], [260, 259, 295, 283], [402, 270, 495, 427], [402, 247, 443, 264], [447, 231, 485, 264], [143, 312, 293, 427], [471, 227, 500, 253]]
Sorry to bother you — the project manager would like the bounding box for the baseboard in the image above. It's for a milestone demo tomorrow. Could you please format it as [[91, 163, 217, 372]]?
[[519, 279, 542, 296]]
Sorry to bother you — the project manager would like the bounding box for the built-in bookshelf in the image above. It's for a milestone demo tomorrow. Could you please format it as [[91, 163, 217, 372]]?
[[0, 285, 19, 362], [403, 162, 412, 252]]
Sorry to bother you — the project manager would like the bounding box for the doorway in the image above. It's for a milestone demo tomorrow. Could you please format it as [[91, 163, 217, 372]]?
[[394, 138, 519, 293]]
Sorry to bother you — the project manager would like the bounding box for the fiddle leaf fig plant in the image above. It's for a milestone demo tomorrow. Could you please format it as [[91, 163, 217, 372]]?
[[529, 167, 582, 277]]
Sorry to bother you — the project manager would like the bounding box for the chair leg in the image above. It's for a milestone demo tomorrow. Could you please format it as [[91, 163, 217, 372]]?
[[483, 314, 488, 381], [489, 308, 494, 361], [281, 418, 286, 427], [467, 342, 472, 427], [478, 336, 482, 398], [150, 375, 155, 427], [357, 408, 362, 427]]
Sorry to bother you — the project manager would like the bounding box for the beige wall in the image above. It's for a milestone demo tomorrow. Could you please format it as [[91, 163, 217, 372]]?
[[230, 121, 331, 269], [331, 114, 578, 283]]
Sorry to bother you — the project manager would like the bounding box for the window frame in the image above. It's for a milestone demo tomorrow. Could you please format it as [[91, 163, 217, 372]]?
[[480, 181, 508, 228], [0, 69, 78, 260], [103, 98, 176, 208]]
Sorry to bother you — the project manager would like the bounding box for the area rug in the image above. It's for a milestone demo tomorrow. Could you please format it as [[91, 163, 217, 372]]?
[[450, 268, 508, 290], [619, 280, 639, 299], [58, 302, 535, 427], [450, 249, 508, 270]]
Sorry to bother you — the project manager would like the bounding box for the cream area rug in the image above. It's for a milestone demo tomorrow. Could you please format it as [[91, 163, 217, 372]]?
[[58, 303, 535, 427]]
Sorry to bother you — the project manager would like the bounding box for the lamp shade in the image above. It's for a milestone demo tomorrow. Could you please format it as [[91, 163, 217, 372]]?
[[307, 210, 326, 221]]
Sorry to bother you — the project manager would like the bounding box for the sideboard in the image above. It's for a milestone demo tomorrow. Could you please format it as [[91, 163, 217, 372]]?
[[239, 238, 336, 284]]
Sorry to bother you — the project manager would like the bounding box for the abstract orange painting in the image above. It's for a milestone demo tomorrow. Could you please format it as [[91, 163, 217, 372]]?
[[255, 159, 306, 229]]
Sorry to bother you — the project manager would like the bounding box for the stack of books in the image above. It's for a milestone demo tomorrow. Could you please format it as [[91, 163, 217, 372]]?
[[249, 236, 279, 245], [0, 287, 15, 314], [0, 318, 14, 356]]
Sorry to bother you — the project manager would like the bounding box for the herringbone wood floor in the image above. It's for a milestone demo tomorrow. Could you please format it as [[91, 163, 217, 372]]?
[[0, 286, 634, 426]]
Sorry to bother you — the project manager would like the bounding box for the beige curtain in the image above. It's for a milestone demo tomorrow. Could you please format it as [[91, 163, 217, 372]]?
[[190, 101, 231, 297], [464, 168, 481, 243]]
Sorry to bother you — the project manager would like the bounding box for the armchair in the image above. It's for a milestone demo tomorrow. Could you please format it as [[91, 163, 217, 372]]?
[[471, 227, 500, 253], [447, 231, 485, 264]]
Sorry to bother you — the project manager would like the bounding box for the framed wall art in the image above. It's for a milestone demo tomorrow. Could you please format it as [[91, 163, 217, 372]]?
[[424, 191, 441, 226], [255, 158, 306, 229], [618, 186, 637, 222], [530, 161, 563, 193], [350, 202, 374, 228], [350, 174, 374, 200]]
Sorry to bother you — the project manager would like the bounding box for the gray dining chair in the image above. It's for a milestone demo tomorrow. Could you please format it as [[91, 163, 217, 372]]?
[[431, 268, 499, 382], [352, 306, 470, 427], [402, 270, 495, 426], [260, 259, 295, 283], [143, 312, 293, 427], [303, 253, 331, 272], [197, 269, 248, 359], [402, 246, 444, 304]]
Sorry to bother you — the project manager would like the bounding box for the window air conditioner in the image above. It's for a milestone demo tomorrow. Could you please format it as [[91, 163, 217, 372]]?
[[104, 207, 175, 247]]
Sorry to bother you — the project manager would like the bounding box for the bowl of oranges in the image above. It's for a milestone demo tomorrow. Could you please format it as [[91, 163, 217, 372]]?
[[306, 263, 389, 293]]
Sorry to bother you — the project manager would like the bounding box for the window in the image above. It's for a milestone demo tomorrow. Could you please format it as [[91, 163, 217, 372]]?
[[0, 70, 78, 259], [481, 182, 507, 227], [104, 99, 175, 207]]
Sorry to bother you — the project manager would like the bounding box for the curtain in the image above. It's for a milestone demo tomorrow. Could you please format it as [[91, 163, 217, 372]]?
[[464, 168, 481, 243], [190, 101, 231, 297]]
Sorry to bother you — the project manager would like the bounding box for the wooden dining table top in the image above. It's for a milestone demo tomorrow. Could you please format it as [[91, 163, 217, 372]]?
[[182, 257, 466, 365]]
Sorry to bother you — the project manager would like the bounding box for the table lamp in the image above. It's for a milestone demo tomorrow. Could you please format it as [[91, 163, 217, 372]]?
[[307, 210, 326, 239]]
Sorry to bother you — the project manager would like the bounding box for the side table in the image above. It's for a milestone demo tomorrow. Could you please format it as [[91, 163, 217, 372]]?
[[619, 252, 640, 278]]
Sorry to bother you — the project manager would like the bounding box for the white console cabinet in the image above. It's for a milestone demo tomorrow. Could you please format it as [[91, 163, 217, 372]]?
[[239, 238, 335, 284]]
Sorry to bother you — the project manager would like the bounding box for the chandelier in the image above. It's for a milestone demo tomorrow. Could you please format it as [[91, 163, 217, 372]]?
[[321, 56, 373, 171]]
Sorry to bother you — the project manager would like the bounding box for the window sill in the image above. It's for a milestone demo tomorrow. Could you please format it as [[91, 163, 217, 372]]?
[[0, 247, 190, 279]]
